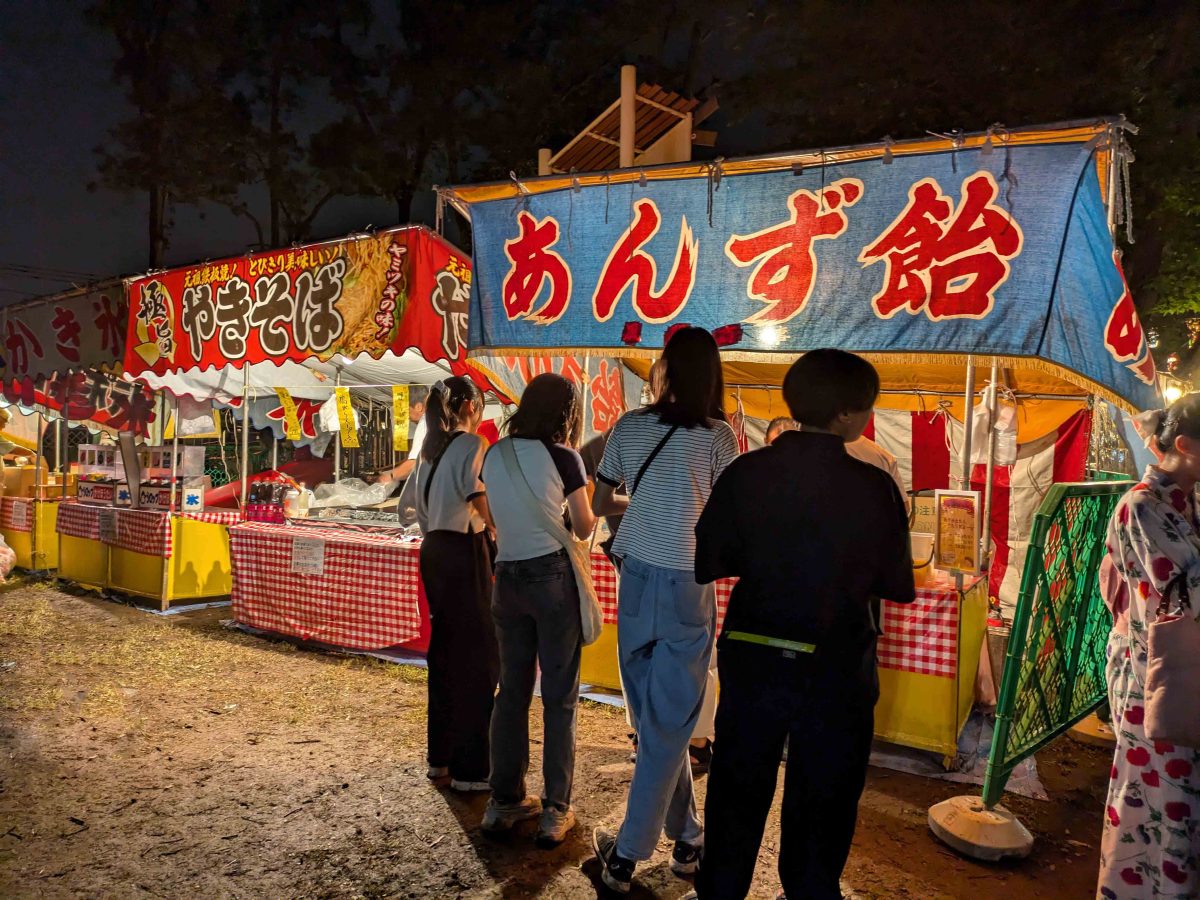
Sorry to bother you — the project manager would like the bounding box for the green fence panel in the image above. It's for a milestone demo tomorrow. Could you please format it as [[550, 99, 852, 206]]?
[[981, 480, 1132, 808]]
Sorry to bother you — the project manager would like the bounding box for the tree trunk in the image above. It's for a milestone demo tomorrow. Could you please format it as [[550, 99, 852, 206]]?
[[149, 184, 167, 268]]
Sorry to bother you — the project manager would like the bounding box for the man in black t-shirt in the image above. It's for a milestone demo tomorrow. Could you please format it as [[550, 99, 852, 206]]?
[[693, 350, 915, 900]]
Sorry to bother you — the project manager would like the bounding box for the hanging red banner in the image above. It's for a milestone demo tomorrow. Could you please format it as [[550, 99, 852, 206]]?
[[123, 227, 484, 388]]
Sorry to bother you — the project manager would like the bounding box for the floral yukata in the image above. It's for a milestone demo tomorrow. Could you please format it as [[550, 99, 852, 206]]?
[[1099, 466, 1200, 898]]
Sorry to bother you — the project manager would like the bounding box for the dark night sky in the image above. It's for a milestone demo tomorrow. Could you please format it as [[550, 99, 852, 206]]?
[[0, 3, 407, 305]]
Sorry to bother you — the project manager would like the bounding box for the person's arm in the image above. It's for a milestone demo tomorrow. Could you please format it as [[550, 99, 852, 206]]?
[[471, 492, 496, 535], [695, 463, 742, 584], [592, 480, 629, 517], [566, 487, 596, 539], [1126, 497, 1200, 621], [872, 478, 916, 604], [593, 418, 628, 517], [377, 458, 416, 483]]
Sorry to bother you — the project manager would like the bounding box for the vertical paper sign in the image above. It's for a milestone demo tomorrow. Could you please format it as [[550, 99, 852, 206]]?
[[290, 536, 325, 575], [392, 385, 409, 453], [334, 387, 360, 449], [934, 490, 982, 575], [273, 388, 301, 441]]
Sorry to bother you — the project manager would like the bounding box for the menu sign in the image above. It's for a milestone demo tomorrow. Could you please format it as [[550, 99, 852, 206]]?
[[934, 490, 982, 576]]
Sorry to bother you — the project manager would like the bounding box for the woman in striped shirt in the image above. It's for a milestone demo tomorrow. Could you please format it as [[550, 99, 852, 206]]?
[[589, 327, 740, 894]]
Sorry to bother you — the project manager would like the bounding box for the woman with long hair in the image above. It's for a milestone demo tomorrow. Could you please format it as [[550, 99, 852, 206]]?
[[479, 373, 596, 846], [589, 327, 740, 894], [1098, 395, 1200, 897], [415, 376, 498, 793]]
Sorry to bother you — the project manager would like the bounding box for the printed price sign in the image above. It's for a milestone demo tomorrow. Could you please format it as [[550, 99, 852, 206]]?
[[392, 385, 409, 453], [934, 490, 982, 575], [290, 536, 325, 575], [98, 508, 117, 545], [334, 387, 360, 449], [274, 388, 301, 441]]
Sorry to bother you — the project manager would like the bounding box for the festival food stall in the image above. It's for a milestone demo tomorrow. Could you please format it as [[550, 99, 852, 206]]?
[[121, 225, 508, 626], [0, 280, 151, 573], [440, 118, 1158, 759]]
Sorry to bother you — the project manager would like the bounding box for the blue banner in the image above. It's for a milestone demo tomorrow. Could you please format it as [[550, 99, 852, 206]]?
[[464, 141, 1157, 411]]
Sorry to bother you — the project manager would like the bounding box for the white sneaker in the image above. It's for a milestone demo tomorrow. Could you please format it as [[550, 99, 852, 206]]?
[[481, 796, 541, 834], [535, 805, 576, 846], [449, 779, 491, 793]]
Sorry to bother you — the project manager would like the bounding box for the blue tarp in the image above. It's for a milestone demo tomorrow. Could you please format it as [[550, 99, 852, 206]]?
[[457, 133, 1157, 411]]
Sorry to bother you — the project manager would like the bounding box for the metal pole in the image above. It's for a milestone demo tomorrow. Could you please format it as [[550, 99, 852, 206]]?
[[957, 357, 977, 593], [169, 395, 179, 513], [1105, 129, 1118, 238], [959, 356, 976, 490], [981, 362, 1000, 569], [55, 417, 63, 472], [333, 370, 342, 481], [33, 412, 43, 571], [239, 366, 251, 508], [581, 358, 591, 443]]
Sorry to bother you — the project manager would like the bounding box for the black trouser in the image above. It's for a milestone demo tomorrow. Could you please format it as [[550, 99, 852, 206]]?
[[419, 529, 499, 782], [696, 638, 878, 900], [490, 549, 581, 811]]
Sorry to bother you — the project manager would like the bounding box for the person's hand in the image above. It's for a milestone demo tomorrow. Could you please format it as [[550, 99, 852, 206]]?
[[375, 470, 394, 485]]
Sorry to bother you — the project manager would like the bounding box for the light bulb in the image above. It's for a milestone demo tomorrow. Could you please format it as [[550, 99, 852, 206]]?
[[759, 325, 782, 348]]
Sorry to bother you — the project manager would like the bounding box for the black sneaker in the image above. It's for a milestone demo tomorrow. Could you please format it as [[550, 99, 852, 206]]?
[[628, 732, 638, 763], [689, 739, 712, 776], [670, 838, 703, 876], [592, 826, 634, 894]]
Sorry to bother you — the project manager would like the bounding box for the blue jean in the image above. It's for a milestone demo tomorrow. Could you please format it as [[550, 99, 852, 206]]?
[[615, 555, 715, 861]]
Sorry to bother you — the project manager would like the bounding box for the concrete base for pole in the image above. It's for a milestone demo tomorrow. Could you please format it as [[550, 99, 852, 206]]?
[[1069, 712, 1117, 749], [928, 795, 1034, 861]]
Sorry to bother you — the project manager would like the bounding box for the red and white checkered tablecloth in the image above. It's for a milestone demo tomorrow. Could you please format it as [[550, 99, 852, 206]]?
[[55, 506, 242, 557], [876, 576, 982, 678], [56, 500, 104, 540], [592, 551, 734, 630], [1, 497, 34, 533], [229, 521, 423, 651], [110, 508, 174, 557]]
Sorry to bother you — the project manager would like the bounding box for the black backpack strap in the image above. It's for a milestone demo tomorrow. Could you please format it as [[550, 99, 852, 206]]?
[[423, 431, 465, 506], [631, 425, 679, 496]]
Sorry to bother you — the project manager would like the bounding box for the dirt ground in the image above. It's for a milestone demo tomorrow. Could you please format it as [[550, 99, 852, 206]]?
[[0, 582, 1110, 899]]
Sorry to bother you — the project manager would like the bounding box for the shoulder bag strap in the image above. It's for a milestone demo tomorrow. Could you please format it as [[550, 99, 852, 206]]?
[[422, 431, 464, 506], [498, 438, 575, 549], [630, 424, 679, 496]]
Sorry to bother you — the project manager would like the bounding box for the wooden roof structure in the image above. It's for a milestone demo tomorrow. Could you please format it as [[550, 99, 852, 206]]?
[[545, 83, 704, 174]]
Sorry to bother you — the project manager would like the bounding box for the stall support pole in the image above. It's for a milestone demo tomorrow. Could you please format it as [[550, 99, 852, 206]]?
[[981, 362, 999, 569], [619, 65, 636, 168], [239, 367, 251, 508], [333, 370, 342, 482], [169, 397, 180, 513], [956, 357, 977, 594], [33, 413, 43, 571], [271, 435, 278, 472]]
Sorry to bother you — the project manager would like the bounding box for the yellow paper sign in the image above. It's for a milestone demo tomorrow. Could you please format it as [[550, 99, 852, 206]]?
[[392, 385, 410, 453], [934, 490, 981, 575], [334, 387, 360, 449], [273, 388, 301, 441]]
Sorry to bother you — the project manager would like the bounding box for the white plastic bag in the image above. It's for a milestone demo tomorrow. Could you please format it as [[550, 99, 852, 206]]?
[[970, 386, 1018, 467], [309, 478, 392, 509], [0, 535, 16, 580]]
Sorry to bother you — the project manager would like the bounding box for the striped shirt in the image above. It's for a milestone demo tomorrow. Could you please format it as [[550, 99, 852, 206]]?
[[597, 409, 740, 570]]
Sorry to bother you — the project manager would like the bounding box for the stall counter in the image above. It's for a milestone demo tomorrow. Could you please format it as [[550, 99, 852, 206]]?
[[1, 497, 60, 572]]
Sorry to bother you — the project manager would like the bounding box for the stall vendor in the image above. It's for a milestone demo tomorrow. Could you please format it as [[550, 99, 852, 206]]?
[[376, 386, 429, 486]]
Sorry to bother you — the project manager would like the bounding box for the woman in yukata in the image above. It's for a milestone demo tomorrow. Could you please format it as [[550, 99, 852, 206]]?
[[1098, 395, 1200, 898]]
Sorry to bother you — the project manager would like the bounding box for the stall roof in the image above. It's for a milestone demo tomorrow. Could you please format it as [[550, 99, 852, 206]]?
[[122, 226, 503, 403], [444, 118, 1158, 414]]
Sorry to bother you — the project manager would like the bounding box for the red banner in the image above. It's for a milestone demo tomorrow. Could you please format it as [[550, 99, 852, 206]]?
[[123, 227, 483, 387], [0, 370, 156, 437], [0, 282, 127, 381]]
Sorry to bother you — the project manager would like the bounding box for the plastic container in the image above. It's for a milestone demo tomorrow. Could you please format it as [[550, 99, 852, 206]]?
[[911, 532, 935, 587]]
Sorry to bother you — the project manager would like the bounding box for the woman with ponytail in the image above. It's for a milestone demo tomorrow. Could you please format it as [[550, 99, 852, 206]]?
[[416, 376, 499, 793], [1098, 395, 1200, 897]]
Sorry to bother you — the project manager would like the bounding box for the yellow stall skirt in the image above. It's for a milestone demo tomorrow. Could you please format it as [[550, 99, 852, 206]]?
[[58, 534, 109, 590], [580, 620, 622, 691], [873, 579, 988, 764], [3, 501, 59, 572], [107, 518, 233, 610]]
